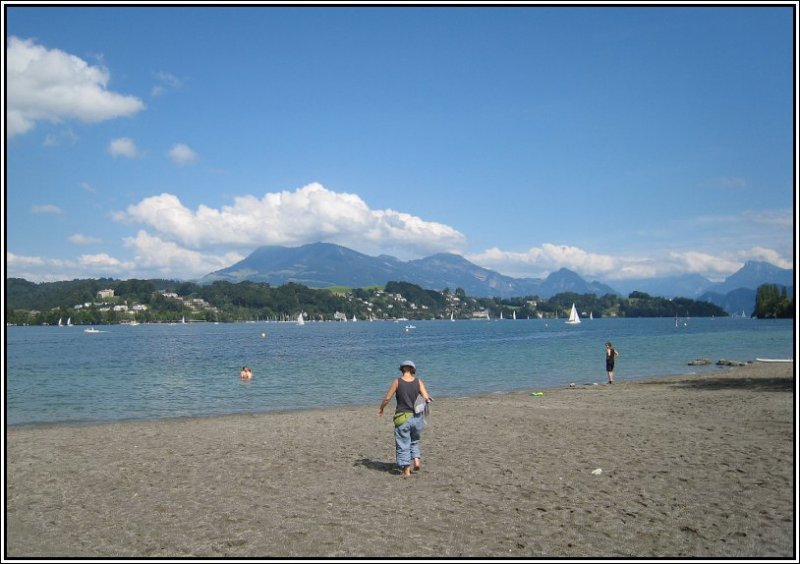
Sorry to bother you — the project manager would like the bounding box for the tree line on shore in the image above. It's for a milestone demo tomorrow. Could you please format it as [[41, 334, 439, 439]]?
[[4, 276, 763, 327], [754, 284, 794, 319]]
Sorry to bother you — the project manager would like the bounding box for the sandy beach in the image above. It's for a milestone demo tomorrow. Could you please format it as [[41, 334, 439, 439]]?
[[5, 362, 795, 558]]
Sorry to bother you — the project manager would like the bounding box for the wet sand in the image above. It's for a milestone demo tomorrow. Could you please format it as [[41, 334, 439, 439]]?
[[5, 362, 795, 558]]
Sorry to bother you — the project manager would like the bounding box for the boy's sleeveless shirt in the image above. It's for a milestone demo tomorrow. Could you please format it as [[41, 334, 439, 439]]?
[[395, 378, 420, 414]]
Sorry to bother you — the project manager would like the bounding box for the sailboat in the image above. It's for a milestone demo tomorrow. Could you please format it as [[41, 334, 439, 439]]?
[[66, 317, 72, 327], [565, 303, 581, 325], [58, 317, 63, 327], [512, 310, 516, 320], [352, 314, 357, 322], [297, 312, 305, 326], [450, 312, 455, 322]]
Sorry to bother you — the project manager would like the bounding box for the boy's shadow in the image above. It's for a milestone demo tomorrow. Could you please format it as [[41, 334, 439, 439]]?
[[354, 458, 398, 474]]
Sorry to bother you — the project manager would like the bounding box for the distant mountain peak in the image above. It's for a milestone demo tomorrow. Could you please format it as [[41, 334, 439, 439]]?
[[200, 242, 791, 304]]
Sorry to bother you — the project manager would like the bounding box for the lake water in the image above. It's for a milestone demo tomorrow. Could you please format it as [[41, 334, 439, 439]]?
[[5, 317, 794, 427]]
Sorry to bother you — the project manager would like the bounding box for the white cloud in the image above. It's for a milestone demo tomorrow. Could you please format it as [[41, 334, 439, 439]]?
[[108, 137, 140, 158], [167, 143, 198, 165], [78, 253, 126, 269], [467, 244, 619, 279], [735, 247, 793, 269], [43, 128, 78, 147], [7, 252, 46, 268], [6, 242, 231, 282], [666, 251, 742, 279], [467, 243, 792, 282], [6, 252, 125, 282], [6, 36, 145, 138], [151, 71, 183, 97], [31, 204, 63, 215], [123, 230, 244, 278], [115, 182, 467, 256], [68, 233, 102, 245]]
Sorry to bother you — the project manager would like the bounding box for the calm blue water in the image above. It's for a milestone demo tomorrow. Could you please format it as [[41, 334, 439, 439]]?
[[5, 318, 794, 427]]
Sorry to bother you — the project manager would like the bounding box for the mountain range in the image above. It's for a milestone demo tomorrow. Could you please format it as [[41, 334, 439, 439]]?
[[200, 243, 616, 299], [200, 243, 794, 313]]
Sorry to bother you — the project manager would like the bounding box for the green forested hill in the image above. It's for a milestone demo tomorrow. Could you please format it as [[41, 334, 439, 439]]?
[[6, 277, 731, 326]]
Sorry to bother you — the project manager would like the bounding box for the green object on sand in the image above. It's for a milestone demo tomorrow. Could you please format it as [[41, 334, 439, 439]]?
[[531, 392, 544, 396]]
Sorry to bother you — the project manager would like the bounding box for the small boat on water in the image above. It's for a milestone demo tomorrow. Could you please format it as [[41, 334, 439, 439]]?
[[755, 358, 793, 363], [565, 303, 581, 325], [84, 327, 102, 333]]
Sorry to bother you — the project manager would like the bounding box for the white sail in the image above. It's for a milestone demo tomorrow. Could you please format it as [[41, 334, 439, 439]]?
[[512, 310, 516, 320], [565, 303, 581, 325], [297, 312, 305, 325], [352, 314, 357, 322], [66, 317, 72, 326]]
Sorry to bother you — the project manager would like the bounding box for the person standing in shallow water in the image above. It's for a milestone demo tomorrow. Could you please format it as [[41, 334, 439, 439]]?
[[378, 360, 432, 478], [605, 342, 619, 384]]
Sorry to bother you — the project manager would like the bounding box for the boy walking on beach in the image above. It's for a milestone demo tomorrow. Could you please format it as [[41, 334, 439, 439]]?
[[378, 360, 433, 478]]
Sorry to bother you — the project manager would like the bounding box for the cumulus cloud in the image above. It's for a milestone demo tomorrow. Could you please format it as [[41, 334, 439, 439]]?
[[6, 251, 132, 282], [108, 137, 140, 158], [167, 143, 198, 165], [666, 251, 742, 278], [7, 252, 46, 268], [463, 208, 790, 281], [31, 204, 63, 214], [114, 182, 467, 256], [467, 244, 619, 279], [735, 247, 793, 269], [7, 242, 231, 282], [78, 253, 127, 269], [123, 230, 244, 278], [467, 243, 791, 282], [6, 36, 145, 138]]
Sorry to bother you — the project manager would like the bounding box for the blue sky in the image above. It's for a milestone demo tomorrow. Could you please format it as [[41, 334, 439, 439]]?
[[4, 3, 796, 284]]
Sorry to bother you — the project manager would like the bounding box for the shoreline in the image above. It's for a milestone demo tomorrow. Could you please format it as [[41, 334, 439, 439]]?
[[7, 362, 760, 431], [6, 362, 795, 558]]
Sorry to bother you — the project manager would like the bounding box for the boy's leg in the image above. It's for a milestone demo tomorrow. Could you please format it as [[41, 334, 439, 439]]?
[[394, 420, 412, 474]]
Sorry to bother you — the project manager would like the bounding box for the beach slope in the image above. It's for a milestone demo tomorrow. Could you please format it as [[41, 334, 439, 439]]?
[[6, 363, 795, 558]]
